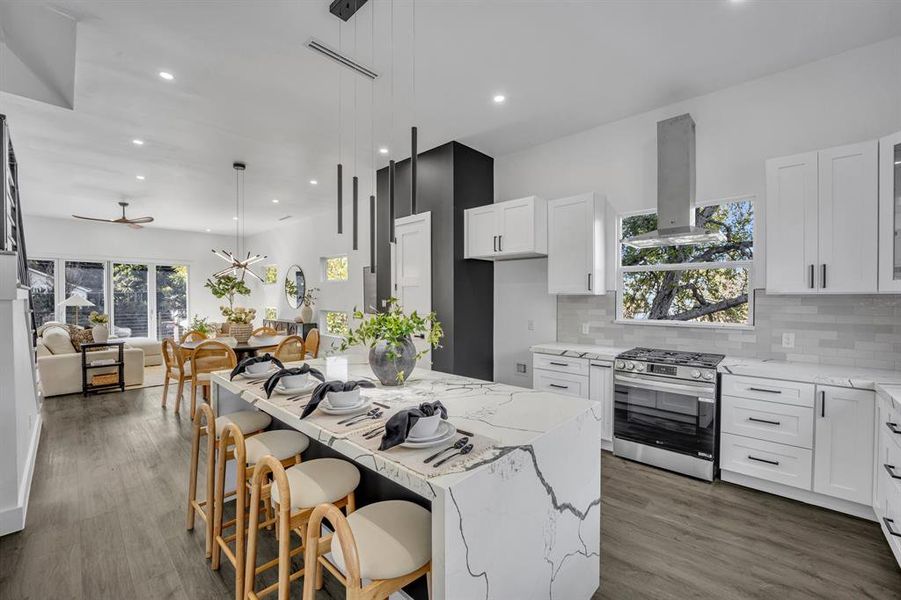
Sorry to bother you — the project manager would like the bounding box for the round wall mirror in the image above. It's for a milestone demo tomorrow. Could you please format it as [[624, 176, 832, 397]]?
[[284, 265, 306, 309]]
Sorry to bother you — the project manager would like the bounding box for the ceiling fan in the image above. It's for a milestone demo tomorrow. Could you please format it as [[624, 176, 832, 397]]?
[[72, 201, 154, 229]]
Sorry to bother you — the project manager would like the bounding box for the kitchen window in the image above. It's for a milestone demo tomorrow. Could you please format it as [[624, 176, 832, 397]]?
[[617, 197, 755, 326]]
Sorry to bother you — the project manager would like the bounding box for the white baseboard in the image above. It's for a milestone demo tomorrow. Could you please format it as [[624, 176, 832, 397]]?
[[0, 413, 42, 536], [721, 469, 875, 521]]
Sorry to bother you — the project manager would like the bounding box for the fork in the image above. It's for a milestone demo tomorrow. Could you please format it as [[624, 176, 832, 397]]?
[[341, 410, 383, 426], [432, 443, 474, 467], [337, 409, 379, 425]]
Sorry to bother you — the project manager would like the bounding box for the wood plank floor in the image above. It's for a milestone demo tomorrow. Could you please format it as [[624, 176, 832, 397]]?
[[1, 386, 899, 599]]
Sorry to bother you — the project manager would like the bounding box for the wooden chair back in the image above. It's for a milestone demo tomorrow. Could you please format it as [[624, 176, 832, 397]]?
[[181, 329, 209, 343], [251, 326, 279, 337], [162, 338, 186, 374], [302, 503, 364, 598], [244, 457, 293, 600], [305, 328, 320, 359], [191, 340, 238, 376], [274, 335, 306, 363]]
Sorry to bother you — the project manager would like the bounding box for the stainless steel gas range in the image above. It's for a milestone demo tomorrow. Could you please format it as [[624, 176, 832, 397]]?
[[613, 347, 725, 481]]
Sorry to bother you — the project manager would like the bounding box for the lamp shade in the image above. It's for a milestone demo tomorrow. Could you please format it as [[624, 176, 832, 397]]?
[[58, 294, 95, 308]]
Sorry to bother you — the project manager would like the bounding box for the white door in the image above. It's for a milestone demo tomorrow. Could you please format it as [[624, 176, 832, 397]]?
[[548, 194, 593, 294], [878, 130, 901, 292], [589, 361, 613, 444], [813, 385, 875, 505], [392, 212, 432, 366], [464, 205, 497, 259], [765, 152, 819, 293], [817, 141, 878, 293], [496, 197, 534, 255]]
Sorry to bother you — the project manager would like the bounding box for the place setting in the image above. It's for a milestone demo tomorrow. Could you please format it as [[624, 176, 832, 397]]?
[[285, 379, 398, 436]]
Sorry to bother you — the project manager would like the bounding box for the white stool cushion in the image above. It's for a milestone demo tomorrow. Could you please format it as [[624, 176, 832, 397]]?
[[270, 459, 360, 510], [330, 500, 431, 581], [245, 430, 310, 464], [215, 411, 272, 435]]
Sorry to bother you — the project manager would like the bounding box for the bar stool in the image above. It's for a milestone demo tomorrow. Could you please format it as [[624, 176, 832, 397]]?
[[211, 424, 311, 600], [161, 338, 189, 413], [243, 455, 361, 600], [186, 404, 272, 557], [302, 500, 432, 600], [190, 339, 237, 419]]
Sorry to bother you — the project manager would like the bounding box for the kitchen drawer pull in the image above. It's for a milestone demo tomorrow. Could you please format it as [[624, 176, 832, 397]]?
[[498, 235, 503, 252], [588, 273, 592, 291], [748, 387, 782, 394], [493, 235, 497, 252], [747, 417, 781, 426], [884, 518, 901, 538], [549, 383, 569, 389], [747, 455, 780, 466], [884, 464, 901, 480], [820, 390, 826, 418], [548, 361, 569, 367], [887, 421, 901, 435], [808, 264, 814, 289], [821, 264, 827, 289]]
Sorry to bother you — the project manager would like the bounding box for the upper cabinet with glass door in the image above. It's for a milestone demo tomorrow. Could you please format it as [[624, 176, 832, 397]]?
[[879, 130, 901, 292]]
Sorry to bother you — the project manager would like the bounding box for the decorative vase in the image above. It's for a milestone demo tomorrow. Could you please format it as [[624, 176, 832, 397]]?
[[301, 304, 313, 323], [368, 337, 417, 386], [91, 324, 109, 343], [229, 322, 253, 343]]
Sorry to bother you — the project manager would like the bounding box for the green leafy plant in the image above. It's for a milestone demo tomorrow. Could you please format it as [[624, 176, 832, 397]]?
[[188, 314, 212, 335], [302, 286, 320, 307], [88, 311, 109, 325], [340, 298, 443, 362], [205, 274, 251, 316], [221, 306, 256, 325]]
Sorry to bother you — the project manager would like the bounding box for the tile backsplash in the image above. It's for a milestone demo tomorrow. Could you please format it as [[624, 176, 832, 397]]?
[[557, 291, 901, 370]]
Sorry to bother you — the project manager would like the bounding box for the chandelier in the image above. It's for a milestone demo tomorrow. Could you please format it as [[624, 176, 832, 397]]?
[[212, 162, 266, 282]]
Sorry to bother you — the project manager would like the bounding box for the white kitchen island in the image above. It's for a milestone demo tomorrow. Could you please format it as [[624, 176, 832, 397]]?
[[211, 355, 602, 600]]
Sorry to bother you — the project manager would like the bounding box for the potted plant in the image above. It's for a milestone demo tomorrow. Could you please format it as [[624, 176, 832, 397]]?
[[88, 311, 110, 343], [300, 286, 319, 323], [221, 306, 257, 343], [205, 274, 252, 339], [187, 314, 212, 336], [340, 298, 443, 385]]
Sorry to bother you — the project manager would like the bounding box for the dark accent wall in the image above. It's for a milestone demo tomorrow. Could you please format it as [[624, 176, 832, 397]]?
[[376, 141, 494, 380]]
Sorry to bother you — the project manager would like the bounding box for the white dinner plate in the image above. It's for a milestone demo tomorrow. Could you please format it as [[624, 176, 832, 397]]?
[[406, 419, 452, 443], [240, 368, 278, 381], [401, 422, 457, 449], [318, 397, 371, 415], [273, 380, 319, 395]]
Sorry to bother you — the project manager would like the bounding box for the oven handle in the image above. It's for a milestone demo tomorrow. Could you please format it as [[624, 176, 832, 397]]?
[[614, 374, 715, 401]]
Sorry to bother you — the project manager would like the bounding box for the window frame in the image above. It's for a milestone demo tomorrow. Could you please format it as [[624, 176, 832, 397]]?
[[321, 310, 350, 336], [321, 254, 349, 282], [615, 195, 757, 329]]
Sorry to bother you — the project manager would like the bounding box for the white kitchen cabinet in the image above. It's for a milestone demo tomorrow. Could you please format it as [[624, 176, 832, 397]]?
[[878, 129, 901, 292], [812, 386, 875, 505], [547, 193, 606, 295], [765, 141, 878, 294], [533, 368, 590, 399], [589, 361, 613, 446], [463, 196, 547, 260]]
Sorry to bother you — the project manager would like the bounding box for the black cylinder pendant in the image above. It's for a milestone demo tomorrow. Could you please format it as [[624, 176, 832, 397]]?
[[411, 126, 417, 214], [352, 176, 359, 250], [369, 194, 376, 274], [388, 159, 396, 243], [337, 163, 343, 234]]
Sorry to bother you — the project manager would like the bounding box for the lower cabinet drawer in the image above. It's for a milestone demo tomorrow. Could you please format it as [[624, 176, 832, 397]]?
[[720, 433, 812, 490], [533, 369, 590, 399], [721, 395, 813, 449], [532, 353, 589, 376]]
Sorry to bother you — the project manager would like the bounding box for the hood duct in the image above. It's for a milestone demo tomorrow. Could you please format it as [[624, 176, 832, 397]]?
[[622, 113, 726, 249]]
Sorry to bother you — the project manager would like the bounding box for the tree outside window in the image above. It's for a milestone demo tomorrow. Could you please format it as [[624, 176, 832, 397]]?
[[324, 311, 349, 336]]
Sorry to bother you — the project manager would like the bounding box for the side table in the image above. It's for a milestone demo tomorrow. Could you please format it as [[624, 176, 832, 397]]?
[[81, 341, 126, 396]]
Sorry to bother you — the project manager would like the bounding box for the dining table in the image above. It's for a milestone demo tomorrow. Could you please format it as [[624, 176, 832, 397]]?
[[210, 354, 602, 600], [179, 334, 287, 361]]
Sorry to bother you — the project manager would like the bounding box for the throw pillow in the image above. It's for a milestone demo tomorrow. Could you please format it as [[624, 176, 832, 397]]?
[[69, 328, 97, 352], [42, 328, 76, 355]]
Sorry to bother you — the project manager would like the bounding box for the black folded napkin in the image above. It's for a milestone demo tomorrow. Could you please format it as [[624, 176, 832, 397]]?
[[378, 401, 448, 451], [263, 364, 325, 398], [300, 380, 376, 418], [230, 353, 284, 380]]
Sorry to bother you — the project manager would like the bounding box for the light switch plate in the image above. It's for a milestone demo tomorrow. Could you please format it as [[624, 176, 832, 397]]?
[[527, 320, 534, 331], [782, 332, 795, 349], [516, 362, 527, 374], [581, 322, 590, 335]]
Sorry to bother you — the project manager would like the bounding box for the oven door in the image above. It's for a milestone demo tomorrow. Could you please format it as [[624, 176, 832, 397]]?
[[614, 373, 716, 459]]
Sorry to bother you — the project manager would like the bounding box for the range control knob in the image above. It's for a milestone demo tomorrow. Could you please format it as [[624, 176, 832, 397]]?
[[691, 369, 701, 379], [626, 361, 635, 370], [636, 363, 645, 372], [615, 361, 625, 369], [702, 371, 714, 380]]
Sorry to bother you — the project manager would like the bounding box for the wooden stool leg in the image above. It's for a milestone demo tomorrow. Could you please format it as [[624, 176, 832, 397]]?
[[162, 373, 170, 407], [186, 426, 201, 530], [174, 377, 185, 414], [427, 572, 432, 600], [190, 379, 198, 419], [211, 440, 228, 569], [205, 434, 215, 558]]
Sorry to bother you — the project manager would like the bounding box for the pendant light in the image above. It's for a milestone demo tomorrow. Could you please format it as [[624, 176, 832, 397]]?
[[369, 0, 377, 274], [352, 14, 359, 251], [336, 20, 344, 235], [211, 162, 266, 282], [410, 0, 418, 215], [389, 0, 396, 243]]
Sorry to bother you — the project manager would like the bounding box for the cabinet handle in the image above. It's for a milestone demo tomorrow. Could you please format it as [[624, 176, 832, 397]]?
[[809, 264, 815, 289], [820, 390, 826, 418], [748, 455, 780, 466], [748, 417, 781, 426], [887, 421, 901, 435], [748, 387, 781, 394], [884, 518, 901, 538], [493, 235, 497, 252], [498, 235, 502, 252], [548, 361, 569, 367], [587, 273, 592, 291], [549, 383, 569, 389], [884, 464, 901, 480], [821, 264, 827, 289]]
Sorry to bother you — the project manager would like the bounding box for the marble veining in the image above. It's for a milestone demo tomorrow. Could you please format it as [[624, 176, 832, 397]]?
[[530, 342, 626, 362], [719, 356, 901, 390]]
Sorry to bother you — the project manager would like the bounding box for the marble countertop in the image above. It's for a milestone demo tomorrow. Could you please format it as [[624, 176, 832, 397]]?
[[530, 341, 628, 362], [719, 357, 901, 390]]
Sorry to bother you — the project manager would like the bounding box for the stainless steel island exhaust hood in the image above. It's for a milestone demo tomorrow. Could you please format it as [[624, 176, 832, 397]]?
[[622, 113, 726, 249]]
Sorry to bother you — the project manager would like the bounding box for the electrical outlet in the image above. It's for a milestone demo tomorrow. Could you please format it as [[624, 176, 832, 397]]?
[[516, 362, 527, 374], [581, 322, 590, 335], [527, 320, 534, 331], [782, 332, 795, 349]]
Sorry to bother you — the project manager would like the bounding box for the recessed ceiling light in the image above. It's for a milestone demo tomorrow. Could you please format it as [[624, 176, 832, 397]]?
[[132, 139, 144, 146], [136, 175, 145, 180], [310, 179, 318, 185], [159, 71, 175, 81], [205, 228, 211, 232], [232, 216, 239, 221], [493, 94, 506, 104], [379, 147, 389, 154], [272, 198, 279, 203]]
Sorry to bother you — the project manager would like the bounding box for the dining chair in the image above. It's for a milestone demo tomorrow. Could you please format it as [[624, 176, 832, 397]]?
[[274, 335, 306, 363], [190, 340, 238, 419], [252, 326, 279, 337], [304, 328, 320, 359], [181, 329, 209, 343], [161, 338, 190, 413]]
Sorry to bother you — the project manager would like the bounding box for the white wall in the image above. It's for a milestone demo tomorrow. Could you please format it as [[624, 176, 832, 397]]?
[[24, 214, 237, 321], [492, 36, 901, 385]]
